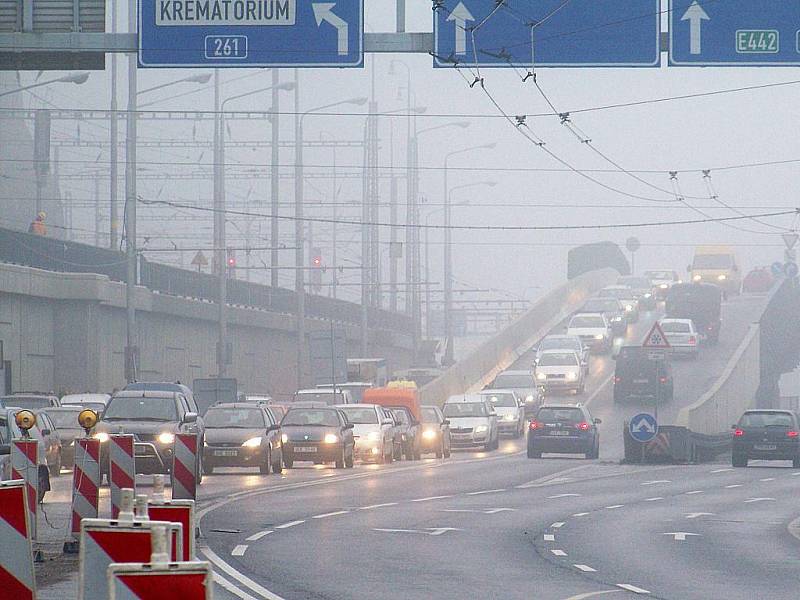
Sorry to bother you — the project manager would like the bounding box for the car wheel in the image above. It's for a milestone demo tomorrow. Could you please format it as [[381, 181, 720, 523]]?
[[345, 447, 354, 468], [283, 456, 293, 469], [435, 440, 443, 459], [484, 439, 493, 452], [413, 443, 421, 460], [444, 440, 451, 459], [732, 454, 748, 468], [385, 443, 393, 464], [260, 449, 271, 475], [49, 452, 62, 478], [271, 450, 283, 475], [335, 447, 345, 469], [527, 444, 541, 459], [203, 462, 215, 476]]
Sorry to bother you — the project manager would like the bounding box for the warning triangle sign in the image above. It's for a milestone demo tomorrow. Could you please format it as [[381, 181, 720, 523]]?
[[642, 322, 671, 349]]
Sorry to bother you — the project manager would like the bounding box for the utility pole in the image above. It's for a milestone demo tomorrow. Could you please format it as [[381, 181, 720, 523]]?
[[109, 0, 119, 250], [389, 123, 398, 312], [213, 70, 227, 377], [367, 63, 380, 309], [360, 116, 370, 356], [270, 69, 280, 288], [124, 2, 138, 383], [330, 141, 338, 299], [294, 70, 306, 388], [94, 176, 101, 246]]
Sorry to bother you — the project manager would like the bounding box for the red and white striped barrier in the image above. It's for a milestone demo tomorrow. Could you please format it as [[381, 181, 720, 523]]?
[[0, 480, 36, 600], [107, 524, 212, 600], [171, 434, 198, 500], [148, 499, 195, 561], [110, 435, 135, 519], [11, 439, 38, 541], [78, 490, 184, 600], [69, 438, 101, 545]]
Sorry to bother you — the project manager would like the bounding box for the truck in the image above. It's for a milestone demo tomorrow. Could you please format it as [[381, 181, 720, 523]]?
[[665, 283, 722, 344], [689, 245, 741, 297]]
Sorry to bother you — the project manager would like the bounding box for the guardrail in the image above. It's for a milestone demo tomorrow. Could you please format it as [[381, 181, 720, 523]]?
[[419, 268, 619, 405]]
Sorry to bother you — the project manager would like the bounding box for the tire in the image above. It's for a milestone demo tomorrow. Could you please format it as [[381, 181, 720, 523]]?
[[793, 456, 800, 469], [283, 457, 293, 469], [393, 442, 402, 461], [345, 447, 354, 468], [385, 443, 393, 464], [49, 453, 62, 478], [435, 440, 443, 459], [527, 444, 541, 459], [271, 451, 283, 475], [335, 447, 345, 469], [732, 454, 748, 468], [484, 439, 492, 452], [413, 444, 421, 461], [443, 441, 451, 459], [203, 462, 215, 476], [259, 449, 271, 475]]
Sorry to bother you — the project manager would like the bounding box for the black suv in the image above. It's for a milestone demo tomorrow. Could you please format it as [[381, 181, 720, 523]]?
[[94, 390, 205, 482], [528, 404, 601, 459], [613, 346, 673, 404], [732, 410, 800, 468]]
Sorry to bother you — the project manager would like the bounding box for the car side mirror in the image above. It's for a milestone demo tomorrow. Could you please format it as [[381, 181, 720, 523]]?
[[442, 419, 450, 426], [267, 424, 280, 433], [0, 444, 10, 456], [593, 418, 602, 425], [41, 428, 51, 436], [344, 423, 354, 430], [382, 419, 393, 426], [183, 412, 198, 424]]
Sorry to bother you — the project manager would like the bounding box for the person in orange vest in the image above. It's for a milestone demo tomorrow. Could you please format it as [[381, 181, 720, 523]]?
[[29, 211, 47, 236]]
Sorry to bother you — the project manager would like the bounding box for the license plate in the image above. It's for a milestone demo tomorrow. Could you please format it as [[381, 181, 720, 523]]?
[[294, 446, 317, 453], [754, 444, 777, 451], [549, 431, 570, 436], [633, 379, 649, 384], [214, 450, 237, 457]]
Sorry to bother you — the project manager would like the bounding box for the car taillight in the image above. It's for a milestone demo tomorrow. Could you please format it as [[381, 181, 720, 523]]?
[[529, 421, 541, 431], [659, 376, 667, 384], [577, 422, 590, 431], [788, 431, 799, 438], [688, 336, 697, 345], [707, 325, 713, 331], [614, 376, 622, 384], [733, 429, 744, 437]]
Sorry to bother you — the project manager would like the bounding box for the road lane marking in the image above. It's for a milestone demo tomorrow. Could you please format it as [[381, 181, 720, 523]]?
[[551, 549, 568, 556], [572, 512, 590, 517], [312, 510, 349, 519], [641, 480, 670, 486], [744, 497, 774, 503], [685, 513, 714, 519], [275, 520, 305, 529], [359, 502, 398, 510], [467, 488, 507, 495], [202, 547, 286, 600], [544, 534, 555, 541], [662, 532, 700, 541], [616, 584, 650, 594], [231, 544, 248, 556], [685, 490, 704, 495], [548, 493, 582, 499], [584, 372, 614, 407], [793, 472, 800, 476], [373, 527, 462, 536], [725, 484, 743, 488], [605, 505, 624, 509], [710, 468, 733, 473], [573, 564, 598, 573], [759, 477, 775, 482], [411, 495, 453, 502], [563, 591, 618, 600], [213, 573, 259, 600], [644, 497, 663, 502], [245, 531, 272, 542], [441, 507, 515, 514], [551, 522, 565, 528]]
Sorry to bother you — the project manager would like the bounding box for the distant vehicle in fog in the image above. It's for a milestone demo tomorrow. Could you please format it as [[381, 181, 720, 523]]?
[[60, 393, 110, 414], [689, 245, 741, 297], [742, 267, 774, 294], [489, 370, 540, 417], [644, 270, 681, 299], [567, 313, 612, 353], [658, 318, 699, 359], [665, 282, 722, 344]]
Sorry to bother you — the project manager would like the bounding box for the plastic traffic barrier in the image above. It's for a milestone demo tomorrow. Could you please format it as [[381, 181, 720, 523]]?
[[79, 490, 184, 600], [66, 438, 101, 553], [148, 499, 196, 561], [11, 439, 38, 542], [0, 480, 36, 600], [108, 524, 212, 600], [110, 435, 135, 519], [171, 434, 198, 500]]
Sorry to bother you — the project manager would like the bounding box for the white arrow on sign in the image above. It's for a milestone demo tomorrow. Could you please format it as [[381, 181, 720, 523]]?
[[312, 3, 349, 56], [681, 1, 710, 55], [662, 532, 701, 541], [446, 2, 475, 56], [373, 527, 463, 536]]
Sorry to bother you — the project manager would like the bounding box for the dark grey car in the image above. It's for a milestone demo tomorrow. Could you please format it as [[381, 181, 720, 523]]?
[[203, 403, 283, 475]]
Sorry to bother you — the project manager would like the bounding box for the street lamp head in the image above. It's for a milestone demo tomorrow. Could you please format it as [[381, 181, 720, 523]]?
[[453, 122, 471, 129], [483, 143, 497, 150], [186, 73, 212, 84], [277, 82, 296, 91], [350, 97, 369, 106], [411, 106, 427, 114], [61, 71, 90, 85]]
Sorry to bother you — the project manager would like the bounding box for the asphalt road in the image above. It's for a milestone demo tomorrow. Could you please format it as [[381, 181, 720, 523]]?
[[197, 292, 790, 600]]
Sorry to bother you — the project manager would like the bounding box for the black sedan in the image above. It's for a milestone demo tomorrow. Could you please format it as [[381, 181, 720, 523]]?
[[527, 404, 601, 459], [732, 410, 800, 468], [281, 407, 355, 469], [203, 403, 283, 475]]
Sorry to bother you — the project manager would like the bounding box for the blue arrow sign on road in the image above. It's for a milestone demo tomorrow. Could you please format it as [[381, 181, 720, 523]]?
[[785, 262, 799, 279], [670, 0, 800, 66], [139, 0, 363, 68], [629, 413, 658, 443], [433, 0, 661, 68]]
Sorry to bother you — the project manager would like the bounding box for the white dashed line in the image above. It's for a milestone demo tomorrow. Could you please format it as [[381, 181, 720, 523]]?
[[231, 545, 248, 557], [551, 522, 565, 528], [312, 511, 349, 519], [572, 512, 590, 517], [725, 484, 743, 488], [644, 497, 663, 502], [641, 480, 670, 486], [574, 564, 597, 573], [685, 490, 704, 495], [544, 534, 555, 541], [467, 488, 507, 496], [744, 497, 775, 503], [710, 468, 733, 473], [551, 549, 568, 557], [793, 472, 800, 476], [548, 493, 581, 499], [359, 503, 398, 510], [245, 531, 272, 542], [617, 584, 650, 595], [605, 505, 624, 509], [411, 495, 453, 503], [759, 478, 775, 482], [275, 520, 305, 529]]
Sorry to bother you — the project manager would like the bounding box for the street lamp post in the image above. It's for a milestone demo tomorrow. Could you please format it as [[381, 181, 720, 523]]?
[[0, 71, 89, 99], [443, 145, 496, 366]]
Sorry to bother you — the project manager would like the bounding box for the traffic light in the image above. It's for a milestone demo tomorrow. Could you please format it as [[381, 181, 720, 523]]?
[[226, 248, 236, 278], [311, 248, 322, 292]]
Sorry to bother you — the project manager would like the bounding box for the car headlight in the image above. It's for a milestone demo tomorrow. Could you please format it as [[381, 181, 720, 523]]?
[[422, 429, 437, 440], [612, 316, 622, 322], [203, 439, 208, 447], [503, 413, 516, 421], [367, 431, 381, 441], [693, 275, 702, 282], [525, 395, 535, 403], [566, 371, 578, 381], [625, 304, 633, 312], [717, 274, 727, 281], [242, 437, 262, 448], [659, 284, 669, 289], [281, 433, 288, 444], [324, 433, 339, 444], [536, 372, 547, 381], [93, 432, 110, 443], [594, 334, 605, 340], [643, 293, 652, 299], [474, 425, 488, 434], [157, 432, 175, 445]]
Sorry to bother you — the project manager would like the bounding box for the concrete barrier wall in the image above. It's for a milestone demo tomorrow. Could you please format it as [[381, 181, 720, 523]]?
[[420, 268, 618, 405], [676, 324, 760, 434]]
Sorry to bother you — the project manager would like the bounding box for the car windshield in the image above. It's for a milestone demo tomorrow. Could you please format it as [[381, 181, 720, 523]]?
[[1, 396, 50, 410], [205, 408, 265, 428], [693, 254, 732, 269], [391, 409, 409, 424], [420, 407, 440, 423], [103, 397, 178, 421], [537, 408, 584, 423], [739, 412, 794, 428], [538, 353, 579, 367], [282, 409, 340, 427], [293, 391, 343, 405], [493, 374, 533, 388], [541, 338, 580, 352], [443, 403, 487, 418], [661, 321, 691, 333], [570, 315, 605, 328], [483, 393, 516, 408], [44, 410, 82, 429], [339, 407, 378, 424], [582, 300, 619, 313], [645, 271, 673, 280]]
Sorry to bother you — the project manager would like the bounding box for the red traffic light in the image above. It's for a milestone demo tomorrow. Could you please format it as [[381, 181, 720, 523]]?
[[312, 256, 322, 267]]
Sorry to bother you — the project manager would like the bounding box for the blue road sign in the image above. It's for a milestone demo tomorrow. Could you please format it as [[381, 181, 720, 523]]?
[[629, 413, 658, 443], [785, 262, 799, 278], [433, 0, 661, 68], [139, 0, 363, 68], [670, 0, 800, 66], [771, 262, 785, 276]]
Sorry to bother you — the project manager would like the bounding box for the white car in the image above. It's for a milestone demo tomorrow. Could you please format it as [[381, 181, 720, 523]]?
[[443, 395, 499, 451], [567, 313, 612, 353], [293, 388, 354, 405], [534, 350, 585, 394], [336, 404, 395, 463], [536, 335, 590, 376], [658, 318, 699, 359], [480, 390, 525, 438]]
